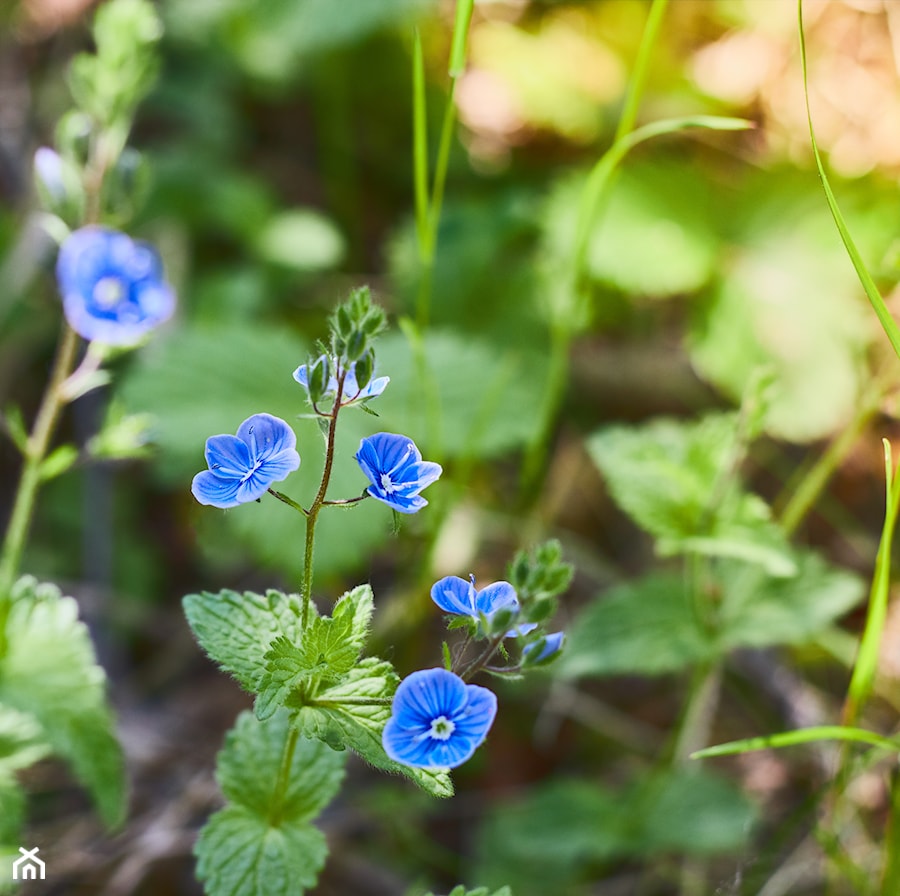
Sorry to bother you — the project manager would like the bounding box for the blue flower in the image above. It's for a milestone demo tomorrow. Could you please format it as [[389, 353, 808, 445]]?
[[191, 413, 300, 509], [56, 227, 175, 345], [382, 668, 497, 769], [293, 356, 389, 405], [522, 631, 565, 664], [431, 575, 537, 637], [355, 432, 441, 513]]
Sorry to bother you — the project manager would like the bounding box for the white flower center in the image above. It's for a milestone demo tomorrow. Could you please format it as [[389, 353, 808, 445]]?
[[380, 472, 397, 494], [428, 715, 455, 741], [93, 276, 126, 309]]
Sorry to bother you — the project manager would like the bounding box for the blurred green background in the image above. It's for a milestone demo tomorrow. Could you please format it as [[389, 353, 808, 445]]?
[[3, 0, 900, 894]]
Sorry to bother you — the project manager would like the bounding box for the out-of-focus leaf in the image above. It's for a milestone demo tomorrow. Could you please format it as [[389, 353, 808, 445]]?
[[689, 217, 870, 442], [557, 573, 711, 679], [588, 415, 795, 576], [254, 209, 345, 271], [476, 771, 754, 895]]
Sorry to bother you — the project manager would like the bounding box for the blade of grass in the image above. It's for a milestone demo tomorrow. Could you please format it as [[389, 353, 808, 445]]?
[[448, 0, 474, 78], [692, 725, 899, 759], [798, 0, 900, 359], [844, 439, 900, 724], [572, 115, 752, 291]]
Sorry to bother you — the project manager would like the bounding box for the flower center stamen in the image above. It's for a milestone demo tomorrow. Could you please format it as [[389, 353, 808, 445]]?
[[428, 715, 455, 741], [93, 276, 126, 309], [380, 472, 397, 494]]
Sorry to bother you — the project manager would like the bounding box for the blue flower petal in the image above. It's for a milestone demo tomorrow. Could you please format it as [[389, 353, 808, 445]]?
[[191, 470, 244, 508], [204, 434, 252, 478], [355, 432, 440, 514], [523, 631, 565, 663], [474, 581, 518, 618], [236, 413, 298, 463], [382, 669, 497, 769], [431, 576, 477, 616], [193, 414, 300, 508]]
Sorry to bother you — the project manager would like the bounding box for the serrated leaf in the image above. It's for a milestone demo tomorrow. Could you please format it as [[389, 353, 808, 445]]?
[[256, 585, 374, 719], [0, 577, 125, 828], [195, 805, 328, 896], [557, 574, 712, 679], [183, 589, 308, 692], [588, 415, 795, 576], [0, 705, 51, 775], [218, 710, 346, 821], [195, 710, 345, 896], [292, 658, 453, 798]]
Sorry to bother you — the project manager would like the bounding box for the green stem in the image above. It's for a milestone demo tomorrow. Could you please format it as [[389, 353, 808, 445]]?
[[268, 489, 309, 516], [300, 370, 346, 630], [268, 725, 299, 827], [0, 323, 80, 655]]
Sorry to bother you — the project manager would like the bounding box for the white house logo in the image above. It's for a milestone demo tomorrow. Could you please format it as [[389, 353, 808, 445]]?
[[12, 847, 45, 880]]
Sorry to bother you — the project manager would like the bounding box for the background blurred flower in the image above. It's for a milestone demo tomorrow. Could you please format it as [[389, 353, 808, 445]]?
[[355, 432, 441, 513], [56, 226, 175, 345], [191, 413, 300, 509], [382, 668, 497, 769]]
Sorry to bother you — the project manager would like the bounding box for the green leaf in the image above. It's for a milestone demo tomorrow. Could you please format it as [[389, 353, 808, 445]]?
[[428, 888, 513, 896], [1, 405, 27, 454], [38, 443, 79, 482], [588, 415, 795, 576], [558, 551, 862, 681], [716, 552, 863, 650], [254, 209, 345, 271], [196, 807, 327, 896], [292, 658, 453, 798], [557, 573, 712, 679], [375, 330, 547, 459], [195, 710, 345, 896], [218, 710, 346, 820], [476, 770, 753, 895], [688, 212, 871, 442], [256, 585, 374, 719], [0, 577, 125, 828], [0, 705, 51, 776], [183, 588, 307, 693], [0, 775, 24, 844]]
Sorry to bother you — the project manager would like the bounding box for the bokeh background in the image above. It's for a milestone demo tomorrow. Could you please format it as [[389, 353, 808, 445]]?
[[3, 0, 900, 893]]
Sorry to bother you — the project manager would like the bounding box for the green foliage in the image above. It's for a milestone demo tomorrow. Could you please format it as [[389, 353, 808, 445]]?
[[69, 0, 162, 131], [688, 211, 870, 442], [194, 710, 346, 896], [292, 658, 453, 798], [165, 0, 432, 85], [426, 887, 513, 896], [476, 770, 754, 895], [376, 330, 547, 459], [254, 209, 345, 271], [558, 552, 862, 679], [255, 585, 373, 719], [588, 414, 796, 576], [184, 588, 452, 798], [183, 588, 307, 692], [0, 577, 125, 828]]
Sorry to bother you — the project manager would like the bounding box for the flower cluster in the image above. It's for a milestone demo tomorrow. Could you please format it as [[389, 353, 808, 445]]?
[[56, 226, 175, 345]]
